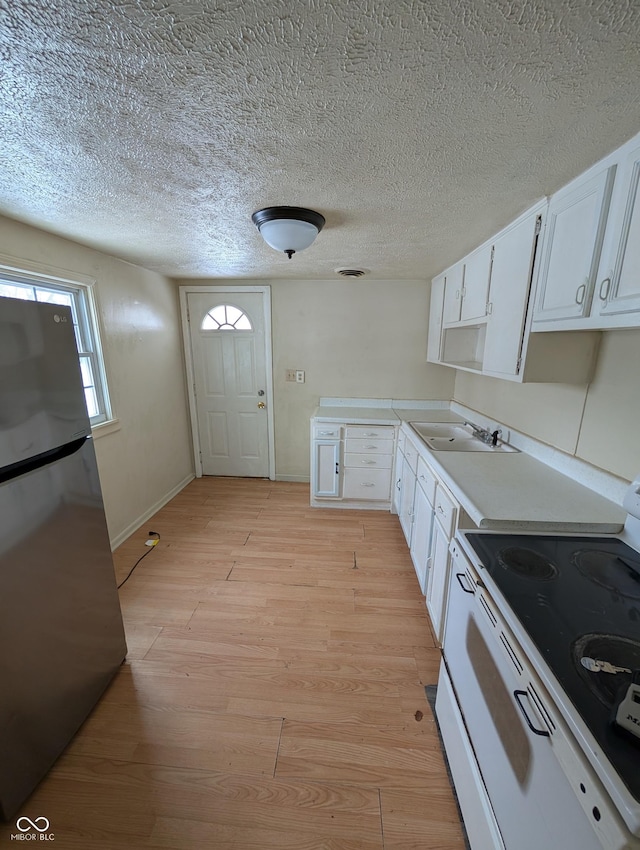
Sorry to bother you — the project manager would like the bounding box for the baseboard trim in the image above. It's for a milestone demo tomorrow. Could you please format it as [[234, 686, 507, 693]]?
[[109, 473, 196, 550], [275, 474, 310, 483]]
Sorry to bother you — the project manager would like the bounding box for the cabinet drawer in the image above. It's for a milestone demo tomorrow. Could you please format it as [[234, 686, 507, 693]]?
[[416, 456, 437, 503], [345, 438, 394, 455], [343, 467, 392, 500], [344, 452, 393, 469], [345, 425, 395, 440], [313, 424, 343, 439], [434, 483, 458, 537]]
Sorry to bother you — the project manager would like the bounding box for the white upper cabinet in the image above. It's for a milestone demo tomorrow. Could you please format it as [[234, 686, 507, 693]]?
[[442, 261, 465, 325], [442, 248, 492, 328], [481, 207, 541, 377], [428, 199, 599, 384], [427, 273, 445, 364], [533, 164, 616, 324], [594, 141, 640, 320], [460, 243, 492, 322], [532, 131, 640, 331]]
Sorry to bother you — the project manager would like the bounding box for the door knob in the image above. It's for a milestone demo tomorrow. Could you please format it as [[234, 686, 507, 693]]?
[[257, 401, 266, 409]]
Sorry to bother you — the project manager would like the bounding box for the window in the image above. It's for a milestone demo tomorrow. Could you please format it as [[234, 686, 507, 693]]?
[[201, 304, 252, 330], [0, 267, 112, 426]]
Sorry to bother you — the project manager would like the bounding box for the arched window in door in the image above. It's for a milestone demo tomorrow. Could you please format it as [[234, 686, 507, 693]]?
[[201, 304, 252, 330]]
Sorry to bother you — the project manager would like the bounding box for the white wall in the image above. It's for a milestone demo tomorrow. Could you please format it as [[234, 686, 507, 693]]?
[[175, 278, 456, 479], [0, 215, 194, 545], [453, 328, 640, 482]]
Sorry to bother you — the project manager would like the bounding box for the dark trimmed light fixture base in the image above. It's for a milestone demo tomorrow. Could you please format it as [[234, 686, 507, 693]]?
[[252, 206, 326, 258]]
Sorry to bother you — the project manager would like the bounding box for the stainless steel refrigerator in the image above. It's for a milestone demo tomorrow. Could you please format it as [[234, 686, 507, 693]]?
[[0, 296, 127, 820]]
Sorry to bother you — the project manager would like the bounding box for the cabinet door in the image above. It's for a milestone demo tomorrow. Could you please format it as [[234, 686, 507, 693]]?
[[311, 440, 341, 498], [460, 243, 492, 322], [426, 518, 450, 643], [398, 455, 416, 546], [410, 482, 433, 595], [533, 165, 616, 323], [482, 210, 541, 377], [598, 143, 640, 318], [427, 273, 445, 363], [392, 442, 403, 515], [443, 262, 464, 325]]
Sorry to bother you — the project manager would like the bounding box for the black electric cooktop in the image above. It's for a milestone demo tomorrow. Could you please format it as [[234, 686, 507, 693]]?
[[465, 533, 640, 803]]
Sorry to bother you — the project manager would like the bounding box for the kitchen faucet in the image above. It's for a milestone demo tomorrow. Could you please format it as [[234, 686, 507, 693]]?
[[464, 420, 503, 446]]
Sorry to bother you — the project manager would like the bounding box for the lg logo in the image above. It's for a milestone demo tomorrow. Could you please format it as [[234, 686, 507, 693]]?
[[52, 314, 67, 323]]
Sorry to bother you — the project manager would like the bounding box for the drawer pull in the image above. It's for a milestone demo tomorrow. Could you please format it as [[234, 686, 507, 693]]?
[[455, 572, 475, 594], [437, 505, 445, 515], [362, 460, 377, 465], [513, 690, 550, 737], [361, 482, 376, 487], [362, 432, 378, 437], [364, 445, 378, 450], [318, 430, 336, 436]]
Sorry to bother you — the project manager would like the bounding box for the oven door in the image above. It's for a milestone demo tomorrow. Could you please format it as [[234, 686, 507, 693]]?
[[442, 545, 603, 850]]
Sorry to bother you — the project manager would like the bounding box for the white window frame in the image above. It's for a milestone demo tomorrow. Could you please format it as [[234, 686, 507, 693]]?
[[0, 254, 113, 428]]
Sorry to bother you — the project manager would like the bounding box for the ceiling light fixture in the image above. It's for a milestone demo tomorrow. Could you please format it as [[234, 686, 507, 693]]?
[[251, 206, 325, 259]]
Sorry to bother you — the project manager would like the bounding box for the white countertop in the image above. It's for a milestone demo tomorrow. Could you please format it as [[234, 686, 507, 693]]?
[[313, 406, 463, 426], [312, 406, 400, 425], [423, 448, 625, 532], [313, 402, 626, 533]]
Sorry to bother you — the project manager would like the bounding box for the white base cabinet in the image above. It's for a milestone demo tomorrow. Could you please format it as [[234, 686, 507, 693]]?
[[311, 419, 396, 510], [410, 457, 437, 595]]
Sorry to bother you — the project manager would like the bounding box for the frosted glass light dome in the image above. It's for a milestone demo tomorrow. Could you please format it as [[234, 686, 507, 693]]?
[[252, 207, 326, 258]]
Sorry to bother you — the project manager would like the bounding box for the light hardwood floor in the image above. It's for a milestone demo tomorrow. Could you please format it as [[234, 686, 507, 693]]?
[[1, 478, 467, 849]]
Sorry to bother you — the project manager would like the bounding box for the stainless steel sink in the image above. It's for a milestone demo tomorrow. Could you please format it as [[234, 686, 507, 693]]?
[[409, 422, 519, 453]]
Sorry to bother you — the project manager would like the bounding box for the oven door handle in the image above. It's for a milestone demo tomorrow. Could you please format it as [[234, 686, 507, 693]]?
[[455, 572, 475, 594], [513, 690, 550, 737]]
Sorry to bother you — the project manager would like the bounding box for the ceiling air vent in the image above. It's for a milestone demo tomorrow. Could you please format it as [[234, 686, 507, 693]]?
[[337, 268, 366, 277]]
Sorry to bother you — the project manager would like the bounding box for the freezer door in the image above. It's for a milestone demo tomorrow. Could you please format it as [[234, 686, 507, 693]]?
[[0, 437, 126, 820], [0, 297, 90, 469]]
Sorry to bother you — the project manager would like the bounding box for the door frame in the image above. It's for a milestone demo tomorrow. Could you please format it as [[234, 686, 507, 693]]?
[[179, 284, 275, 480]]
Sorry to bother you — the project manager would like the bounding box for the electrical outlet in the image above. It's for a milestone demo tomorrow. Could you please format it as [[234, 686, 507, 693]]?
[[295, 370, 305, 383], [285, 370, 296, 382]]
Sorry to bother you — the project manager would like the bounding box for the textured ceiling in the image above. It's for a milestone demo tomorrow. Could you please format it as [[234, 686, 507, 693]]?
[[1, 0, 639, 280]]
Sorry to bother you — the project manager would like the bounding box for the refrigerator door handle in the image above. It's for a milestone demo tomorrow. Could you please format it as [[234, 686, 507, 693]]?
[[0, 436, 88, 485]]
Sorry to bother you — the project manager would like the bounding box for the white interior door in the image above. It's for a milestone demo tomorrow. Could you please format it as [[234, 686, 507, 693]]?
[[185, 288, 272, 478]]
